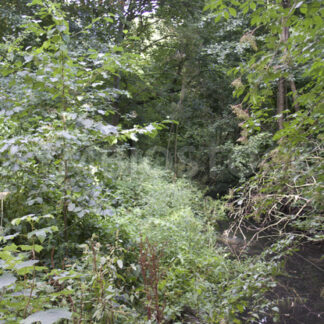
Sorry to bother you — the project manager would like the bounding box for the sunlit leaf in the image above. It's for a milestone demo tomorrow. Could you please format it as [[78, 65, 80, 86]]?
[[0, 273, 16, 289], [22, 309, 72, 324]]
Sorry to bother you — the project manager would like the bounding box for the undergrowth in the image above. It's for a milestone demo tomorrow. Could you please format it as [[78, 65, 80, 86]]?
[[1, 157, 283, 323]]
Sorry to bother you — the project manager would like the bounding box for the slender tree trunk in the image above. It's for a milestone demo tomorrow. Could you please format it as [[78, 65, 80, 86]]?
[[111, 3, 126, 126], [277, 0, 290, 129], [277, 77, 285, 130], [63, 159, 69, 242], [61, 51, 69, 243], [112, 74, 121, 126], [166, 124, 173, 168], [174, 64, 187, 174], [290, 79, 300, 111]]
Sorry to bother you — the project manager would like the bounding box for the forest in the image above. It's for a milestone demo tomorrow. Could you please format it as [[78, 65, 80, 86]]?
[[0, 0, 323, 323]]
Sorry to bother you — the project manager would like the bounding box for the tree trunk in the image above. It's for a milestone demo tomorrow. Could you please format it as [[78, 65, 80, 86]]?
[[277, 0, 290, 129], [277, 77, 285, 130], [290, 79, 300, 112], [174, 63, 187, 174], [111, 2, 126, 126]]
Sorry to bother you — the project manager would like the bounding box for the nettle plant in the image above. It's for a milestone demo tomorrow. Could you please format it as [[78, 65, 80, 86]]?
[[0, 214, 72, 323], [0, 0, 158, 246], [0, 215, 139, 323]]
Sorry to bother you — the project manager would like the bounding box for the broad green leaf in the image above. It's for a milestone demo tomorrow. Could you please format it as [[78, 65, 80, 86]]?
[[22, 309, 72, 324], [29, 0, 43, 6], [1, 233, 19, 242], [0, 273, 16, 289], [130, 133, 138, 142], [229, 7, 237, 17], [27, 227, 57, 243], [11, 289, 37, 297], [104, 17, 114, 23], [112, 46, 124, 52], [300, 5, 307, 14], [19, 244, 43, 253], [15, 260, 39, 270]]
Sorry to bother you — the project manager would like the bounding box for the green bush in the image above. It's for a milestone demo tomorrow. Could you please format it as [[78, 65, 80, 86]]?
[[104, 158, 280, 323]]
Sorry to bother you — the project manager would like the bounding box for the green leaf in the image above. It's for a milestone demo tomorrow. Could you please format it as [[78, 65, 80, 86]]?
[[295, 1, 304, 9], [214, 14, 222, 22], [22, 309, 72, 324], [117, 259, 123, 269], [250, 2, 256, 10], [15, 260, 39, 271], [1, 233, 19, 242], [300, 5, 307, 14], [104, 17, 114, 23], [112, 46, 124, 52], [24, 55, 34, 63], [130, 133, 138, 142], [27, 227, 56, 243], [0, 273, 16, 289], [92, 17, 101, 24], [229, 7, 237, 17], [12, 214, 35, 226], [19, 244, 43, 253], [56, 25, 67, 33], [29, 0, 43, 6], [11, 289, 37, 297]]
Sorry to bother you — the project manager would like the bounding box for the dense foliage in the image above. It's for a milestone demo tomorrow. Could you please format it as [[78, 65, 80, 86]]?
[[0, 0, 323, 323]]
